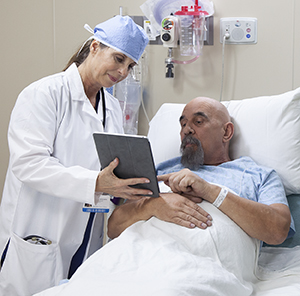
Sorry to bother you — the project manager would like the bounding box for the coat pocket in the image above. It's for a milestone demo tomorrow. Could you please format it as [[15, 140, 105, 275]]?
[[0, 232, 62, 296]]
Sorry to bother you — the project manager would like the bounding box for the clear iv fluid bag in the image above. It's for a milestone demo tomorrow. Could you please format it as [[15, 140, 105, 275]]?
[[115, 75, 141, 135], [178, 14, 205, 56]]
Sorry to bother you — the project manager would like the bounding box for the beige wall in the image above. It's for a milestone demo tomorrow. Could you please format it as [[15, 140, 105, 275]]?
[[0, 0, 299, 197]]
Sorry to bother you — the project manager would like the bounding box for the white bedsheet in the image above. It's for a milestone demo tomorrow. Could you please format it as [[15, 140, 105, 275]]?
[[36, 201, 262, 296], [254, 246, 300, 295], [34, 200, 300, 296]]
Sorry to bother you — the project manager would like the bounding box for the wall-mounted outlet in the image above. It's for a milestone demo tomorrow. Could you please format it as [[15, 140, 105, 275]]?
[[220, 17, 257, 44]]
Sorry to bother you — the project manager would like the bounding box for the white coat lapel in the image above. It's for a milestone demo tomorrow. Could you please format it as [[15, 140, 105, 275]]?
[[66, 64, 104, 132]]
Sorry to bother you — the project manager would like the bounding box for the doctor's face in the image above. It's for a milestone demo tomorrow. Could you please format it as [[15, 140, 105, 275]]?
[[88, 41, 136, 88]]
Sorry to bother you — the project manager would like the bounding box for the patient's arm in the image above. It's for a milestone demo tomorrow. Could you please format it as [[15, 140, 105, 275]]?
[[216, 193, 290, 245], [107, 193, 212, 239], [158, 170, 291, 245]]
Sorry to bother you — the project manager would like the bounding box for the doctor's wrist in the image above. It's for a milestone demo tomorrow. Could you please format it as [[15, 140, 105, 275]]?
[[95, 173, 102, 193]]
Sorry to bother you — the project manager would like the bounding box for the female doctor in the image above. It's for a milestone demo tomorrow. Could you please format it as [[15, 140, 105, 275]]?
[[0, 15, 149, 296]]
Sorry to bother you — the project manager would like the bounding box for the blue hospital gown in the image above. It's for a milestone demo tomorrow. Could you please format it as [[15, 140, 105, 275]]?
[[156, 156, 295, 238]]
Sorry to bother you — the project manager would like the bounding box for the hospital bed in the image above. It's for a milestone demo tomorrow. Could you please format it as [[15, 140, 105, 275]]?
[[36, 88, 300, 295]]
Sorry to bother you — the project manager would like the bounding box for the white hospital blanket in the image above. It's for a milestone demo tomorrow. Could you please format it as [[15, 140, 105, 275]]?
[[254, 246, 300, 295], [35, 201, 261, 296]]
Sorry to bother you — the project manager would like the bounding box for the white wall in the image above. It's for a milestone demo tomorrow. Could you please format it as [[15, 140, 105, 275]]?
[[0, 0, 299, 198]]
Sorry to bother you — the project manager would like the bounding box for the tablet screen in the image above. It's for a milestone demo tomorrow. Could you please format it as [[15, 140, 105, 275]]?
[[93, 133, 160, 197]]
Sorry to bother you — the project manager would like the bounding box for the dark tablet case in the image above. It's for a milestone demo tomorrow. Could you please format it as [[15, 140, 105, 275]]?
[[93, 133, 160, 197]]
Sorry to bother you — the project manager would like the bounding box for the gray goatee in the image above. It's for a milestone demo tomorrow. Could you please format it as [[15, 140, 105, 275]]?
[[180, 135, 204, 170]]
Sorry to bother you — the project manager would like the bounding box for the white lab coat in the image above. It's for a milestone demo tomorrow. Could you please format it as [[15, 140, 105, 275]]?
[[0, 63, 123, 296]]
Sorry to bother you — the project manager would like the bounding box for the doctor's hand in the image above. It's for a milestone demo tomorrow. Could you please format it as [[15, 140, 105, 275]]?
[[96, 158, 153, 200], [154, 193, 212, 229]]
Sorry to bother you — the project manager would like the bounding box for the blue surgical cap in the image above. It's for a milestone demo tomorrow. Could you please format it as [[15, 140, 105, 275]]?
[[87, 15, 149, 64]]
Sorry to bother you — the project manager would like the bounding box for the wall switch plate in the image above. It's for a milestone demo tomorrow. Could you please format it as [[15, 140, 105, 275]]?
[[144, 19, 157, 41], [220, 17, 257, 44]]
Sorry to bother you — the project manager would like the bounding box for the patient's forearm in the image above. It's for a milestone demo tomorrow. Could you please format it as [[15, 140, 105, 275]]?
[[107, 197, 154, 239], [217, 191, 291, 245], [107, 193, 213, 239], [158, 171, 291, 245]]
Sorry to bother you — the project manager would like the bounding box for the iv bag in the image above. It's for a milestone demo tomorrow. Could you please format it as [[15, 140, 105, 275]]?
[[115, 74, 141, 135]]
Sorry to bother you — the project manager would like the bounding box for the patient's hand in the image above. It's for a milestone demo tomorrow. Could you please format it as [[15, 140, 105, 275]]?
[[181, 193, 203, 204], [108, 191, 213, 239], [154, 193, 212, 229], [158, 169, 210, 200]]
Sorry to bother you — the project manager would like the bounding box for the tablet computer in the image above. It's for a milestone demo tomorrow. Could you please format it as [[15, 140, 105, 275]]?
[[93, 132, 160, 197]]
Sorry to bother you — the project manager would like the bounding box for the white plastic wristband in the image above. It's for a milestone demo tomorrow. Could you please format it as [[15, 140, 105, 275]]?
[[212, 187, 229, 208]]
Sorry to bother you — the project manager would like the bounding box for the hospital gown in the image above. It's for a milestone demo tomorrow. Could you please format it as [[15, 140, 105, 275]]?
[[156, 156, 295, 238]]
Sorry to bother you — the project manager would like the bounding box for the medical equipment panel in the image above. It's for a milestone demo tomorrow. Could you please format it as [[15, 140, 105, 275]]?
[[220, 17, 257, 44]]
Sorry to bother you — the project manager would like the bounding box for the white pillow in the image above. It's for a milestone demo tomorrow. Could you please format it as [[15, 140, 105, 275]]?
[[148, 88, 300, 195], [147, 103, 184, 165]]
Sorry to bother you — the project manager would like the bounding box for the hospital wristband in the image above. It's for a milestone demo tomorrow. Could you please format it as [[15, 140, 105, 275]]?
[[212, 187, 229, 208]]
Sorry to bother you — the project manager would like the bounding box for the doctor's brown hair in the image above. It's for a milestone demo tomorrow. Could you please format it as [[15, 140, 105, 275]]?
[[63, 40, 107, 71]]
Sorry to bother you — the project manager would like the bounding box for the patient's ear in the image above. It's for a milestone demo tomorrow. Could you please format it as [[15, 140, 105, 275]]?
[[223, 122, 234, 142]]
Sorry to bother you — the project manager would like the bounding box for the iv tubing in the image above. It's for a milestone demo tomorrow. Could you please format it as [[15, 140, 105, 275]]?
[[172, 55, 200, 64], [140, 53, 150, 123]]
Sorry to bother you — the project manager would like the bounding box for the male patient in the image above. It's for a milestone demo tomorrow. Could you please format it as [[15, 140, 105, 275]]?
[[108, 97, 293, 245]]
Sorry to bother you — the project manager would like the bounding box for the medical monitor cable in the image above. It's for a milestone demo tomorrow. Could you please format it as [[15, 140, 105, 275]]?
[[220, 31, 230, 102]]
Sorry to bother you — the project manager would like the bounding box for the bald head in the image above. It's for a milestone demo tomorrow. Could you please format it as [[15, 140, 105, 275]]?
[[184, 97, 231, 125]]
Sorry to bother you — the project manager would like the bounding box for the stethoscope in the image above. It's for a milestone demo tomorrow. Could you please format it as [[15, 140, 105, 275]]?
[[95, 87, 106, 128]]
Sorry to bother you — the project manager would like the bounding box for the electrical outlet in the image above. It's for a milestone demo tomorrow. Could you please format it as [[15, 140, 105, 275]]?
[[220, 17, 257, 44]]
